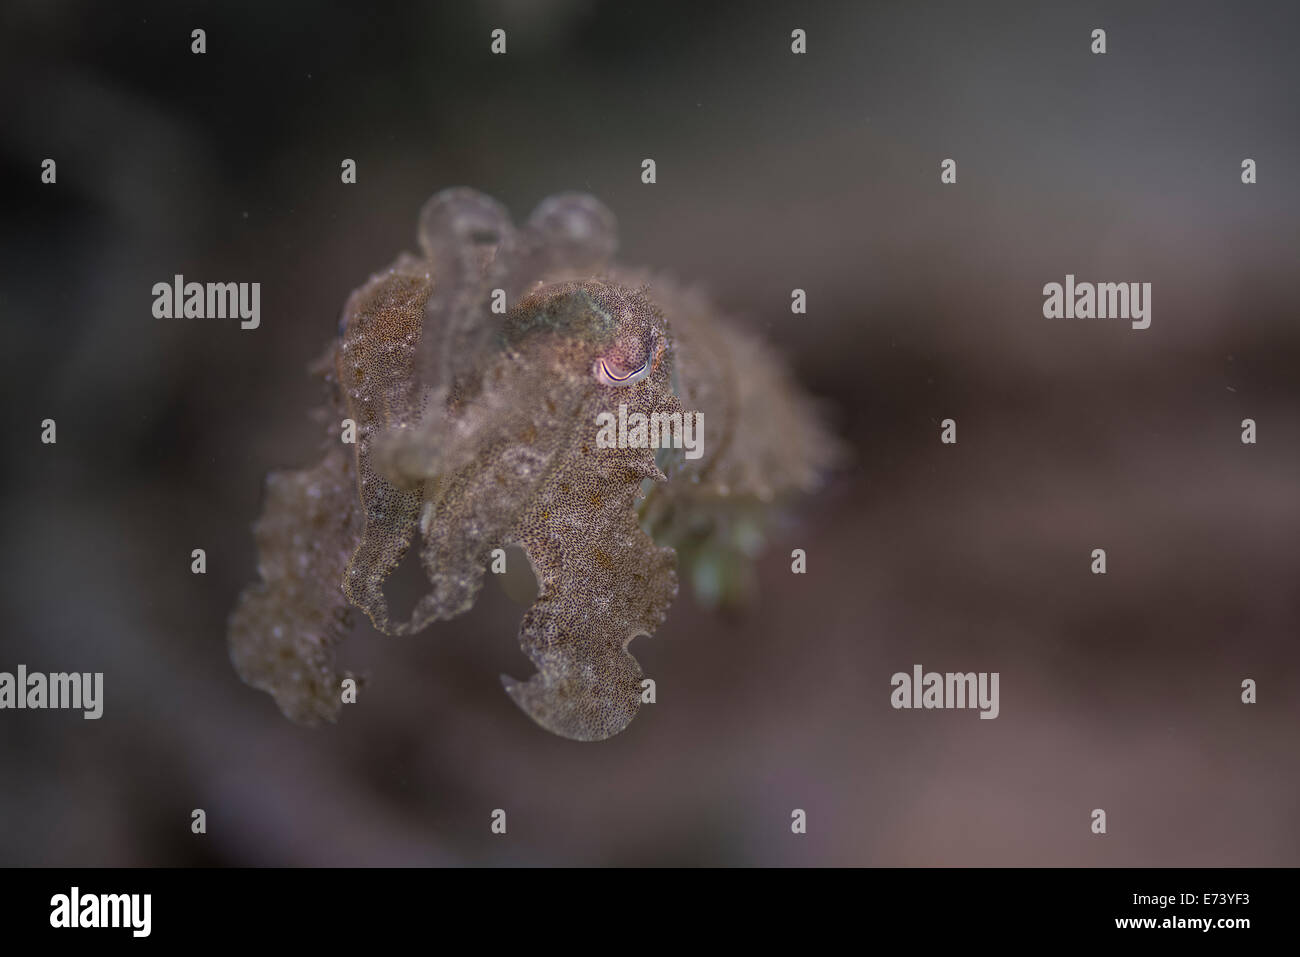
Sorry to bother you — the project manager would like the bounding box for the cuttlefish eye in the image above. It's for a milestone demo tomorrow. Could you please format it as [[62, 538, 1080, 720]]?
[[593, 336, 656, 387], [595, 355, 650, 386]]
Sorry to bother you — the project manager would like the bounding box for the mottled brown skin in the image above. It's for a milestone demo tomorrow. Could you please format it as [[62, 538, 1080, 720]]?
[[228, 189, 840, 740], [335, 254, 431, 636]]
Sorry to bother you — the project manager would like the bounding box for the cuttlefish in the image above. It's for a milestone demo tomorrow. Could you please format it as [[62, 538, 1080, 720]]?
[[228, 189, 839, 740]]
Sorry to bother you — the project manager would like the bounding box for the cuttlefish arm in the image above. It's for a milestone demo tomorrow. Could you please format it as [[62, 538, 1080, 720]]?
[[227, 442, 363, 726], [502, 386, 683, 741]]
